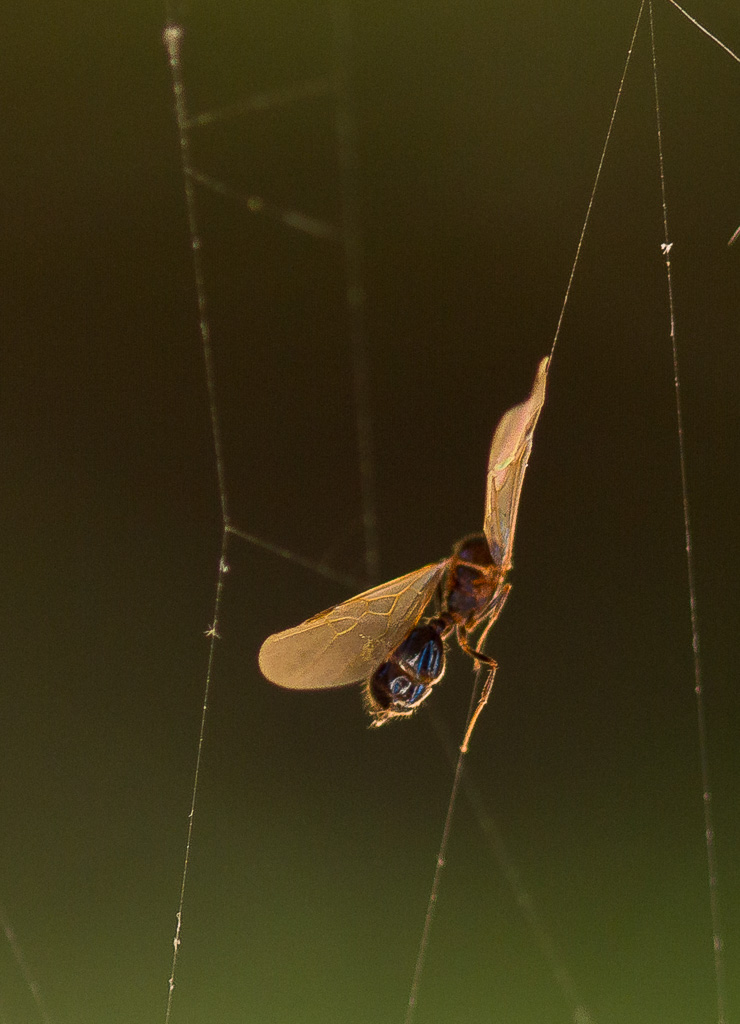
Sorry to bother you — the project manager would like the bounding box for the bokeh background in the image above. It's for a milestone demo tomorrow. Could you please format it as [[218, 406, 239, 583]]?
[[3, 1, 739, 1022]]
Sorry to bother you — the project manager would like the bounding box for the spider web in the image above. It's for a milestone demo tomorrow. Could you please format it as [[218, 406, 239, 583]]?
[[2, 1, 739, 1023]]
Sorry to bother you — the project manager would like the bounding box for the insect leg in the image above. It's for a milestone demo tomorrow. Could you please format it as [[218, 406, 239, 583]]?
[[454, 624, 499, 753], [458, 579, 514, 750], [459, 658, 498, 754], [469, 582, 511, 669]]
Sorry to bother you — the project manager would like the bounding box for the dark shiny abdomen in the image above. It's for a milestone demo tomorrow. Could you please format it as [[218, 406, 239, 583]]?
[[367, 619, 447, 713]]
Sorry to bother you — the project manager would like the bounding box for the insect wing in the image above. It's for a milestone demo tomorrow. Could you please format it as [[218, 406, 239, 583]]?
[[258, 560, 449, 690], [484, 356, 549, 570]]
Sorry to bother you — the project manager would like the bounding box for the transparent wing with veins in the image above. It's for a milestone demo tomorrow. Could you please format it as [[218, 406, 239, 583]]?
[[258, 561, 449, 690], [484, 356, 549, 571]]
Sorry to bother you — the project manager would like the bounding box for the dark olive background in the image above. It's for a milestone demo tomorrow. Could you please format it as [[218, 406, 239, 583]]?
[[2, 1, 739, 1022]]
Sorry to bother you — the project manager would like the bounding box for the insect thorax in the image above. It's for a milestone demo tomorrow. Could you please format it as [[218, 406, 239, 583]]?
[[444, 533, 503, 628]]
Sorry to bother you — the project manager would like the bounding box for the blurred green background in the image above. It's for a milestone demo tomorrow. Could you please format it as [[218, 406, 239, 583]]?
[[2, 1, 739, 1021]]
